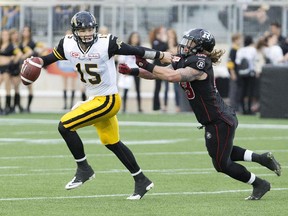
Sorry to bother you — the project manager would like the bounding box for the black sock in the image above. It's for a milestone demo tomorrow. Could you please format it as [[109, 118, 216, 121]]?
[[106, 141, 145, 181], [58, 122, 86, 160]]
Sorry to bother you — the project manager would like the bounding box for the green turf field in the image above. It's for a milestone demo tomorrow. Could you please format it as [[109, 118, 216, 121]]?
[[0, 112, 287, 216]]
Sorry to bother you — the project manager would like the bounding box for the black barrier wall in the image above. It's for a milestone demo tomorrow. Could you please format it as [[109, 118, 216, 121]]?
[[260, 65, 288, 118]]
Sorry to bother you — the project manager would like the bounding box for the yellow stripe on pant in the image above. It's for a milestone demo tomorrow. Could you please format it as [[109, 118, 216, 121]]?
[[60, 94, 121, 145]]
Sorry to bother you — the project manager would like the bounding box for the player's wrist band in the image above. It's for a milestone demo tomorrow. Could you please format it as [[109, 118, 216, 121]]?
[[143, 50, 161, 59], [130, 68, 140, 76], [144, 62, 155, 73]]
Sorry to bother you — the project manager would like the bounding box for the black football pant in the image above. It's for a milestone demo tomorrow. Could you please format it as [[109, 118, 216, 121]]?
[[204, 118, 252, 183]]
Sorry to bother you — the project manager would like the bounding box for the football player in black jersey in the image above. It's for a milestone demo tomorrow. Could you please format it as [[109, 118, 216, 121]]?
[[118, 28, 281, 200]]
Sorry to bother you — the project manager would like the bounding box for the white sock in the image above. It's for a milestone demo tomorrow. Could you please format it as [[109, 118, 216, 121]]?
[[244, 150, 253, 162], [247, 173, 256, 184]]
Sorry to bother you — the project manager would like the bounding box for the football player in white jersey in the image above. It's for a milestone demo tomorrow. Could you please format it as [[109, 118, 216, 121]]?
[[22, 11, 172, 200]]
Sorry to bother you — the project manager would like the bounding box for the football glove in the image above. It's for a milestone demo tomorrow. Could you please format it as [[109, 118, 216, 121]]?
[[136, 56, 155, 72]]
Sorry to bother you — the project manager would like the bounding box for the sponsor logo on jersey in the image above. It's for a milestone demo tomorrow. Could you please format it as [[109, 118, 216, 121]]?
[[88, 53, 100, 58], [70, 51, 100, 60], [70, 51, 80, 58]]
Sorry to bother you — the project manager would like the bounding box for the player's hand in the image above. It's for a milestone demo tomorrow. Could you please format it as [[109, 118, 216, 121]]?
[[118, 63, 132, 75], [160, 51, 173, 64], [136, 56, 155, 72], [21, 56, 43, 71], [136, 56, 149, 68], [20, 56, 34, 74]]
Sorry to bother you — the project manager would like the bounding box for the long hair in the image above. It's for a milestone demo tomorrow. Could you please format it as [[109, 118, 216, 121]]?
[[205, 49, 225, 65]]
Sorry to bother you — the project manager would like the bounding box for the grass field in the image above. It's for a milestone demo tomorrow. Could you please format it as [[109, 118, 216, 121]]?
[[0, 112, 287, 216]]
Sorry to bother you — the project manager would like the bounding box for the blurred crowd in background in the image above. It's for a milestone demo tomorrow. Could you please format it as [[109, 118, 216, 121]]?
[[1, 2, 288, 115]]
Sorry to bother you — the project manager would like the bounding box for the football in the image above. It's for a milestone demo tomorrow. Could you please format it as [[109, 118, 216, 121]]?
[[20, 57, 42, 85]]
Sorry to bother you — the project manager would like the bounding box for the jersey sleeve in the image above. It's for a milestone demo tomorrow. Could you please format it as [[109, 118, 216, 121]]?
[[185, 55, 210, 72], [107, 34, 148, 58], [41, 38, 65, 67], [53, 37, 66, 60]]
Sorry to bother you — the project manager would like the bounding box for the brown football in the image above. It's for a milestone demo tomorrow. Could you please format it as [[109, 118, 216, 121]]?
[[21, 57, 42, 85]]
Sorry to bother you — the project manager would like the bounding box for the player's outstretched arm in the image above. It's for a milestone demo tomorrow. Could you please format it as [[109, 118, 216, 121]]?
[[136, 56, 207, 82], [118, 63, 156, 80]]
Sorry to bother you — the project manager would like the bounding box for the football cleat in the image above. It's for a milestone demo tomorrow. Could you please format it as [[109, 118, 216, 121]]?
[[65, 165, 95, 190], [260, 152, 281, 176], [127, 177, 154, 200], [245, 180, 271, 200]]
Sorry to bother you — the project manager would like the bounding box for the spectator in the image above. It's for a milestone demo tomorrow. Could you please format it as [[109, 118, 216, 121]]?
[[118, 32, 143, 113], [2, 6, 20, 29], [9, 28, 24, 113], [252, 37, 267, 113], [53, 6, 74, 32], [235, 35, 257, 115], [20, 26, 39, 112], [149, 26, 168, 112], [243, 4, 270, 37], [0, 29, 14, 114], [269, 22, 288, 55], [227, 33, 242, 112], [264, 34, 284, 65]]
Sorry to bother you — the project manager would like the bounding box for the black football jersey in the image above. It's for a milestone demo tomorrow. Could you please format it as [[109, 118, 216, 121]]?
[[172, 54, 235, 126]]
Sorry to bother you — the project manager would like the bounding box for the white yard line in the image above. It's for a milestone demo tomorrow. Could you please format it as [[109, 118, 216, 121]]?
[[0, 135, 288, 146], [0, 149, 287, 160], [0, 118, 288, 129], [0, 166, 286, 177], [0, 188, 287, 202]]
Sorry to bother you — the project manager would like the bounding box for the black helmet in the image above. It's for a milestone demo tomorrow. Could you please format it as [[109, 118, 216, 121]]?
[[71, 11, 98, 46], [178, 28, 215, 56]]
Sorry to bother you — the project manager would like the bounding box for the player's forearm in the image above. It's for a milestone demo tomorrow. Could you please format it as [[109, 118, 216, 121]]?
[[40, 52, 59, 67], [117, 43, 163, 60], [152, 65, 181, 82], [138, 68, 157, 80]]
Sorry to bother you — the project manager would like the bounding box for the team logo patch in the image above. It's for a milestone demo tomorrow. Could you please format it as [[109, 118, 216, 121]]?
[[196, 59, 205, 69], [206, 132, 212, 139]]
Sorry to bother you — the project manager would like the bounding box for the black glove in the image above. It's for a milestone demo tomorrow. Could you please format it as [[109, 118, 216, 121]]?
[[136, 56, 155, 72]]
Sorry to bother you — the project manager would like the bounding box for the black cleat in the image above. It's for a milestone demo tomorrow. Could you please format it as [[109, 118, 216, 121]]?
[[261, 152, 281, 176], [127, 177, 154, 200], [245, 180, 271, 200], [65, 165, 95, 190]]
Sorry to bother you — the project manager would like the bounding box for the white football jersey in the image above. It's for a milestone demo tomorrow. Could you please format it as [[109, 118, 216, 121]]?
[[55, 34, 118, 97]]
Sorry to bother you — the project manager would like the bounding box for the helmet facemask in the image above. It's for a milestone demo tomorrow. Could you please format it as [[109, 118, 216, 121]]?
[[74, 27, 97, 45], [177, 37, 202, 56]]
